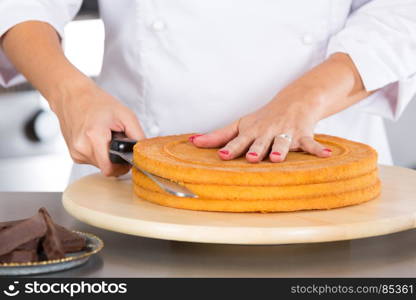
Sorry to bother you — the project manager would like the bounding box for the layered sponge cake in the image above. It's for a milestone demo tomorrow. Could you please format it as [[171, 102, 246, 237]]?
[[132, 134, 380, 212]]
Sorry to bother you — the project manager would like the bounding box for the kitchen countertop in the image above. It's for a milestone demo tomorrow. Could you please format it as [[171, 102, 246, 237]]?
[[2, 191, 416, 277]]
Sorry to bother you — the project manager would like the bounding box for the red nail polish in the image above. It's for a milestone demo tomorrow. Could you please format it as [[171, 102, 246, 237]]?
[[189, 134, 203, 142], [248, 152, 258, 157], [271, 152, 281, 156], [219, 150, 229, 155], [323, 148, 332, 153]]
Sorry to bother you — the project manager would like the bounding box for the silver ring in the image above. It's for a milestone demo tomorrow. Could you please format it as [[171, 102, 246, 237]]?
[[277, 133, 292, 143]]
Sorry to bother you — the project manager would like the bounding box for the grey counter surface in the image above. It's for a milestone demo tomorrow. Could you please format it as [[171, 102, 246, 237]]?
[[1, 192, 416, 277]]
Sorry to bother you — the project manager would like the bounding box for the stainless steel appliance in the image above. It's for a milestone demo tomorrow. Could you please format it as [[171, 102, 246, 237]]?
[[0, 84, 63, 158]]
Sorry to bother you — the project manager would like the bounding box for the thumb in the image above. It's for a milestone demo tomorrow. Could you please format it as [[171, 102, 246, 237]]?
[[192, 121, 238, 148], [123, 111, 145, 140]]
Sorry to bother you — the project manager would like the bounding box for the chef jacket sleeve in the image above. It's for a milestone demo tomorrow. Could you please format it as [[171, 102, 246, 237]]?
[[327, 0, 416, 121], [0, 0, 82, 87]]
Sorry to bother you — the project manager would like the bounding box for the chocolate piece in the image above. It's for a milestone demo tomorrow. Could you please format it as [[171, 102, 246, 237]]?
[[0, 238, 40, 263], [0, 219, 24, 231], [0, 249, 38, 263], [39, 208, 65, 260], [0, 212, 46, 256], [1, 220, 85, 252], [17, 238, 40, 251], [55, 224, 86, 252], [0, 208, 88, 264]]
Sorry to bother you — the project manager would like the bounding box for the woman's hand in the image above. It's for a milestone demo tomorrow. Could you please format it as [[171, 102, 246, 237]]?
[[191, 53, 371, 162], [50, 78, 144, 176], [191, 87, 331, 163], [1, 21, 144, 176]]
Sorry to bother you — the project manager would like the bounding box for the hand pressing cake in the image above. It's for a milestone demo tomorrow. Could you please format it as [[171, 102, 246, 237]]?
[[132, 134, 380, 212]]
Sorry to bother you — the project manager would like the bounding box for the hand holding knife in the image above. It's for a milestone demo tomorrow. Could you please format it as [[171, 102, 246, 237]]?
[[109, 132, 198, 198]]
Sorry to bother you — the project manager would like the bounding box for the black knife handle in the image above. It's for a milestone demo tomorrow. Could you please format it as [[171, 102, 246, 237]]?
[[109, 131, 137, 164]]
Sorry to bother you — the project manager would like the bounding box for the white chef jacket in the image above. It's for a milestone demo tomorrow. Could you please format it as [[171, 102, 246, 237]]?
[[1, 0, 416, 182]]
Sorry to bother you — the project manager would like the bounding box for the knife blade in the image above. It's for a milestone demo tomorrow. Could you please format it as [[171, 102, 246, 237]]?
[[109, 132, 198, 198]]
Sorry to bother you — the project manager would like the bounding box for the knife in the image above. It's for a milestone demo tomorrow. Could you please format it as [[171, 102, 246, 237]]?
[[109, 132, 198, 198]]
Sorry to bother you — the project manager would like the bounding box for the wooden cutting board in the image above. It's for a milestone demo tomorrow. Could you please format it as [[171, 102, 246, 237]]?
[[62, 165, 416, 245]]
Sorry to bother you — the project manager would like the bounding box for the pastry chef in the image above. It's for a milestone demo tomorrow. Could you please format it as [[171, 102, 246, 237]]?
[[1, 0, 415, 182]]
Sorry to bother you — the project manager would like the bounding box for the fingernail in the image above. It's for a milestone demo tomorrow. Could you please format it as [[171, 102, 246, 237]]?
[[271, 152, 281, 156], [248, 152, 258, 157], [218, 150, 229, 155], [323, 148, 332, 153], [189, 134, 203, 142]]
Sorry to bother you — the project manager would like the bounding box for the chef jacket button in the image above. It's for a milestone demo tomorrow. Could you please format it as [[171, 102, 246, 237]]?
[[302, 34, 315, 45], [151, 20, 166, 31], [149, 125, 160, 135]]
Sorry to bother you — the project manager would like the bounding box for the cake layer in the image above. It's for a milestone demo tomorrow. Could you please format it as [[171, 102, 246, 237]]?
[[133, 134, 378, 186], [133, 180, 381, 213], [132, 133, 380, 212], [132, 168, 379, 200]]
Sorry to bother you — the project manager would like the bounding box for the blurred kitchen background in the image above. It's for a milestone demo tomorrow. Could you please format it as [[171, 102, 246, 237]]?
[[0, 1, 415, 192]]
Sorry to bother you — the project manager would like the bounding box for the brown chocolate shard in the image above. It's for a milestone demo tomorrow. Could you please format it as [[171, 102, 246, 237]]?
[[55, 224, 86, 253], [61, 239, 86, 253], [17, 238, 40, 251], [0, 237, 40, 263], [0, 219, 24, 231], [39, 208, 65, 260], [0, 208, 88, 264], [0, 249, 38, 263], [0, 212, 47, 256], [1, 220, 85, 253]]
